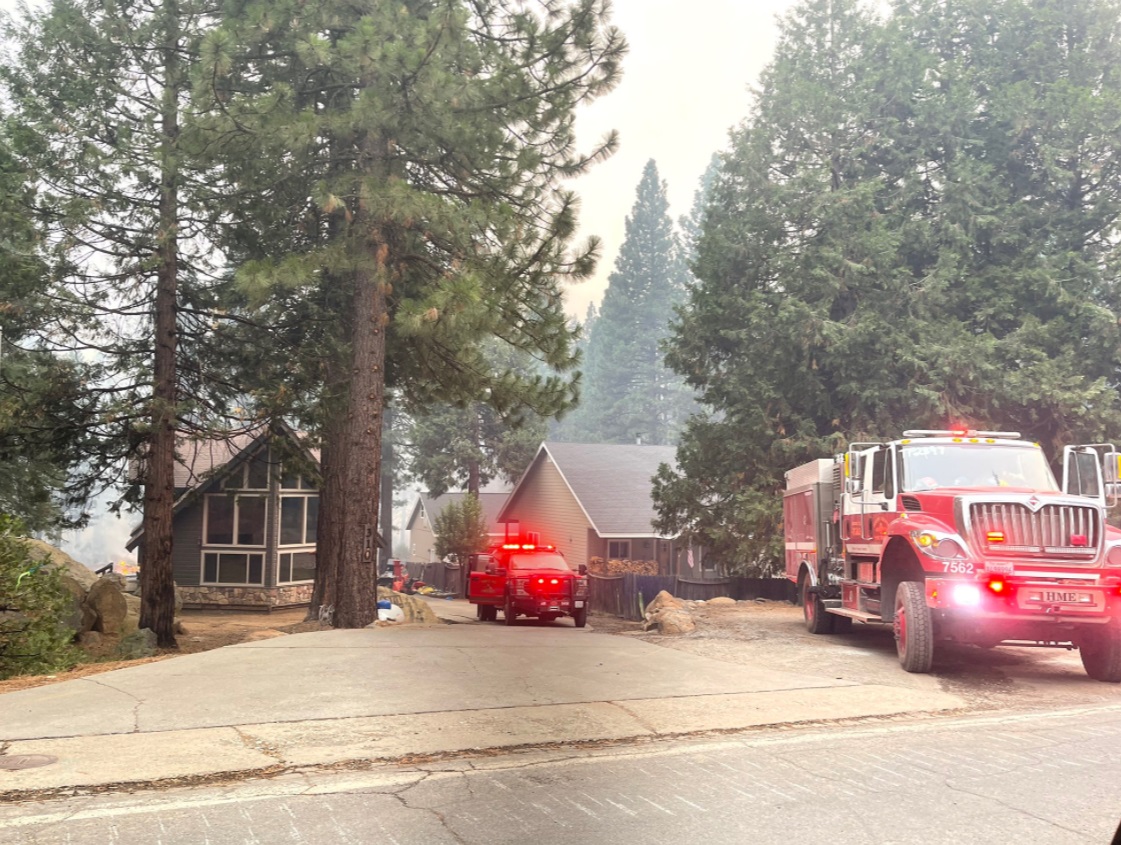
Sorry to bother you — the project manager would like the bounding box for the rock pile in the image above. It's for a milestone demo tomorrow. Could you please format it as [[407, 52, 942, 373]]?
[[29, 540, 180, 659], [642, 590, 696, 635], [587, 557, 660, 576]]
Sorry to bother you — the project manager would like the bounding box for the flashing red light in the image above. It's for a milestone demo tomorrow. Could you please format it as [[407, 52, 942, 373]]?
[[987, 531, 1005, 544], [951, 427, 969, 437], [1071, 534, 1088, 547], [550, 578, 559, 585], [987, 577, 1007, 595]]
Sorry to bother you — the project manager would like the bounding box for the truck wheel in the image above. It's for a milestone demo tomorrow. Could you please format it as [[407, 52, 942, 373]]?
[[1080, 624, 1121, 683], [894, 580, 934, 673], [481, 605, 496, 623], [801, 573, 835, 634], [573, 607, 587, 628], [504, 596, 517, 626]]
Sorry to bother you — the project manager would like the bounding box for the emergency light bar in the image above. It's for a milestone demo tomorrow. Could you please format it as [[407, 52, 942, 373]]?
[[903, 429, 1021, 440]]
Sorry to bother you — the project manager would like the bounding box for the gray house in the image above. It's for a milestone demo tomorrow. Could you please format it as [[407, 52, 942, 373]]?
[[406, 491, 511, 562], [497, 442, 713, 577], [127, 424, 323, 609]]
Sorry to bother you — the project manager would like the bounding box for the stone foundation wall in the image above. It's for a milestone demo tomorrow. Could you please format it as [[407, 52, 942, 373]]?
[[178, 583, 314, 608]]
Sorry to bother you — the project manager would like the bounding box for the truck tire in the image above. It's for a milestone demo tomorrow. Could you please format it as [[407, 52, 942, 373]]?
[[482, 605, 497, 623], [504, 595, 517, 626], [1080, 624, 1121, 683], [801, 572, 835, 634], [894, 580, 934, 673], [476, 603, 485, 621], [573, 606, 588, 628]]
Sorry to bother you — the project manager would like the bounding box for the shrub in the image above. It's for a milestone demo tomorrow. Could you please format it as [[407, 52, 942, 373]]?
[[0, 515, 79, 679]]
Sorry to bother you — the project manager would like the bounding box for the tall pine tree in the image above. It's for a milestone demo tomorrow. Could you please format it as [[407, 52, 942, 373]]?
[[561, 159, 693, 445], [196, 0, 625, 627]]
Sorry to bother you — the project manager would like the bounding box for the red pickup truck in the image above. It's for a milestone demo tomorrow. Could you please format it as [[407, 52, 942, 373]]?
[[467, 541, 589, 627]]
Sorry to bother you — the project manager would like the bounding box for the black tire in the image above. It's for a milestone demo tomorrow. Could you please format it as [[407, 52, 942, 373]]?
[[894, 580, 934, 673], [476, 603, 485, 621], [1080, 624, 1121, 683], [801, 572, 835, 634], [482, 605, 496, 623], [573, 606, 588, 628], [504, 595, 517, 626]]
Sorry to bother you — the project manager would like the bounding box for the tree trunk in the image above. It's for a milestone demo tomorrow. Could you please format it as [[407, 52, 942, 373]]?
[[139, 0, 180, 649], [379, 402, 395, 572], [308, 403, 347, 623], [333, 233, 388, 629], [468, 409, 481, 496]]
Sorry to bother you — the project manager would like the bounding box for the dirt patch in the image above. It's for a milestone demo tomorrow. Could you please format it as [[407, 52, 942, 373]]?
[[0, 607, 326, 695]]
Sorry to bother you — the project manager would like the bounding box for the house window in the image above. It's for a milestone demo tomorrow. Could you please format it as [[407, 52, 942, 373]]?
[[279, 495, 318, 545], [203, 552, 264, 585], [607, 540, 630, 560], [221, 450, 271, 491], [281, 473, 315, 490], [204, 494, 266, 546], [279, 551, 316, 583]]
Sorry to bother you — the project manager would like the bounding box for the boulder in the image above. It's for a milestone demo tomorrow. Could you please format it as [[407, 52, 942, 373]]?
[[85, 576, 129, 635], [174, 619, 189, 636], [377, 586, 440, 625], [121, 593, 141, 636], [117, 627, 158, 659], [644, 608, 696, 635], [23, 540, 99, 633], [643, 590, 686, 618], [77, 630, 104, 649], [707, 596, 736, 607]]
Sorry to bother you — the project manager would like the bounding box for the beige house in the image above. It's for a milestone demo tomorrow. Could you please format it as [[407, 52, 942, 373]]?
[[405, 491, 511, 562], [498, 442, 712, 576]]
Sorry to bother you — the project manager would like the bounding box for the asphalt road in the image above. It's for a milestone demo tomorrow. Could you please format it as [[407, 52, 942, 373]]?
[[5, 703, 1121, 844]]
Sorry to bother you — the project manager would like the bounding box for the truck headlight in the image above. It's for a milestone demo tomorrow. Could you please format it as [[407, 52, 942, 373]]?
[[914, 531, 967, 560], [952, 583, 982, 606], [1107, 546, 1121, 568]]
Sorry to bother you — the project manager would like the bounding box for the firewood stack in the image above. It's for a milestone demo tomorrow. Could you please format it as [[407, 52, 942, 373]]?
[[587, 557, 659, 576]]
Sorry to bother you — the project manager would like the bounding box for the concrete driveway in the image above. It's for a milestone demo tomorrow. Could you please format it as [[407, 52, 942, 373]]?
[[0, 605, 963, 796]]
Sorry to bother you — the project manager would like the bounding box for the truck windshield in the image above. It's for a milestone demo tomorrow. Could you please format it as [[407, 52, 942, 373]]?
[[507, 553, 571, 571], [900, 443, 1059, 492]]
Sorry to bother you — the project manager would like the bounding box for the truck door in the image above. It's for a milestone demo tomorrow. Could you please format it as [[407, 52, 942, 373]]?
[[843, 444, 891, 554], [1063, 443, 1118, 507]]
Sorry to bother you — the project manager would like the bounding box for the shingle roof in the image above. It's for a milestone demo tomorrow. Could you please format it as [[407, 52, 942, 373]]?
[[408, 491, 511, 534], [173, 431, 260, 491], [509, 442, 677, 537]]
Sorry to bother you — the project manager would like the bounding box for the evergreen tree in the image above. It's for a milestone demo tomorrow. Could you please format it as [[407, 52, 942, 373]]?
[[196, 0, 625, 627], [0, 136, 98, 532], [433, 494, 489, 564], [3, 0, 228, 645], [656, 0, 1121, 574], [564, 159, 693, 445]]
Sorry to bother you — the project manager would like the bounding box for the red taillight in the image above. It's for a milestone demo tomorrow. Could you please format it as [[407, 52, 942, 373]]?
[[987, 577, 1007, 594], [987, 531, 1005, 544]]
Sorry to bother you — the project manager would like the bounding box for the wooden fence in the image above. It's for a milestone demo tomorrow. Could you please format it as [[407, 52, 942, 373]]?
[[403, 561, 464, 595], [588, 573, 796, 621]]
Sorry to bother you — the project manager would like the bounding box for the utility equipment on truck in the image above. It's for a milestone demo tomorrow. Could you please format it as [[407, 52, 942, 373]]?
[[783, 429, 1121, 680], [467, 540, 589, 627]]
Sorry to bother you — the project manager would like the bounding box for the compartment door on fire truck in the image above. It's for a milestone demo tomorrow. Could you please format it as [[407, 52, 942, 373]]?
[[847, 445, 894, 554]]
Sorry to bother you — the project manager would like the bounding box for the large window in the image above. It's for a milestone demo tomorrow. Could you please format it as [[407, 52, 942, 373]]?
[[204, 495, 266, 546], [279, 495, 318, 546], [203, 552, 264, 585], [279, 551, 316, 583], [221, 450, 270, 491]]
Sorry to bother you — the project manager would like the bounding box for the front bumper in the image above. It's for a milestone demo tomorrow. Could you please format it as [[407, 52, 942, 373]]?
[[924, 576, 1121, 625]]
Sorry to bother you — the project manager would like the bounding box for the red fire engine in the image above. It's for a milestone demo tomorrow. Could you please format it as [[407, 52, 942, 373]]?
[[467, 538, 589, 627], [784, 429, 1121, 681]]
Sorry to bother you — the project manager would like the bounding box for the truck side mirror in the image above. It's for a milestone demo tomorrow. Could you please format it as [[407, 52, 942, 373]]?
[[845, 478, 861, 495], [1063, 445, 1107, 501], [485, 562, 496, 575], [578, 564, 588, 575]]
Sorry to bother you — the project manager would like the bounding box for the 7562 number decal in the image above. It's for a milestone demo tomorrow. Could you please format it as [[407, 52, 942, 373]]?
[[942, 561, 975, 574]]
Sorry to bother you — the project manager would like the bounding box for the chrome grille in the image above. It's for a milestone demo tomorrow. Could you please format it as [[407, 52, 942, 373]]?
[[968, 502, 1099, 560]]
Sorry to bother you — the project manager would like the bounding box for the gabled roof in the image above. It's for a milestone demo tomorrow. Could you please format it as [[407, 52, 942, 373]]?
[[500, 442, 677, 538], [127, 422, 320, 551], [407, 491, 511, 536]]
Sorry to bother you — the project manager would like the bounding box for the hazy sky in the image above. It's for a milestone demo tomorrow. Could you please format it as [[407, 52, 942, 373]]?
[[563, 0, 802, 319]]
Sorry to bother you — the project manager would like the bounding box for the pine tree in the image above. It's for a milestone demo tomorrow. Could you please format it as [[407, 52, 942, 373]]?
[[2, 0, 231, 645], [564, 159, 693, 445], [656, 0, 1121, 574], [196, 0, 625, 627], [433, 494, 490, 565]]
